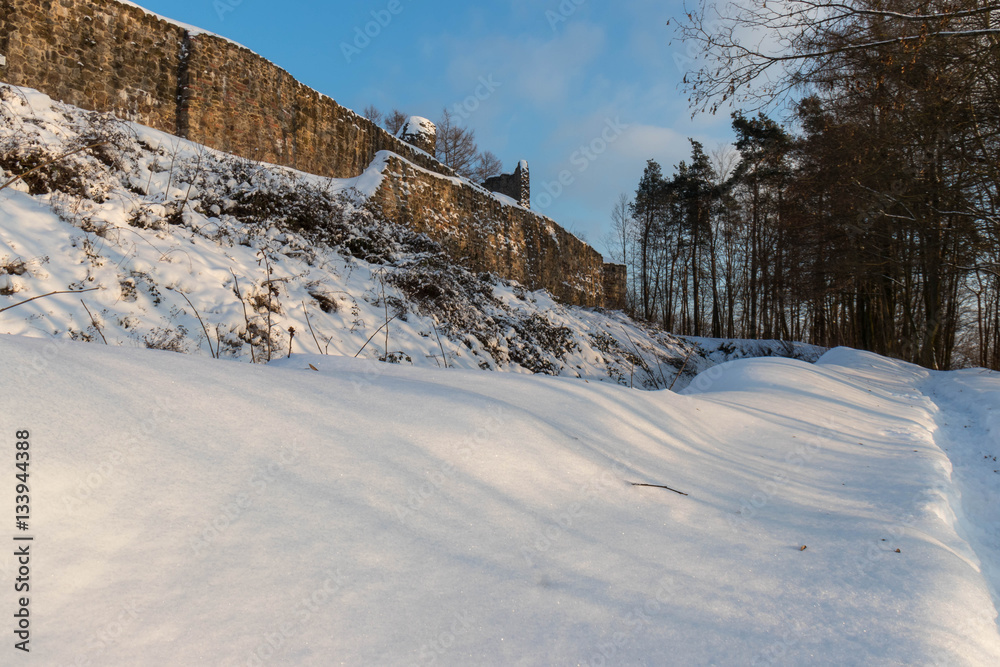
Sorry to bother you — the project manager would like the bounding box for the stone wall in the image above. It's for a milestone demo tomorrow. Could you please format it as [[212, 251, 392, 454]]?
[[602, 263, 628, 313], [181, 33, 451, 180], [0, 0, 184, 133], [0, 0, 627, 309], [373, 155, 606, 307], [483, 161, 530, 210], [395, 116, 436, 156]]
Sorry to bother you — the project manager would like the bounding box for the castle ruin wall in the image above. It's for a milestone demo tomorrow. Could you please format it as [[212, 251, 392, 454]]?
[[0, 0, 626, 309]]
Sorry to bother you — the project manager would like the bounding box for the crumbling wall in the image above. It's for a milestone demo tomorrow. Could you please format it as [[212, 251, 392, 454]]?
[[602, 263, 628, 311], [373, 155, 606, 307], [181, 34, 451, 179], [0, 0, 183, 132], [483, 161, 530, 209], [0, 0, 625, 309]]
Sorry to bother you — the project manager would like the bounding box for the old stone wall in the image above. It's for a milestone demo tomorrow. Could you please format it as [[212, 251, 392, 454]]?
[[602, 263, 628, 312], [373, 155, 606, 307], [0, 0, 626, 309], [0, 0, 184, 132], [483, 161, 530, 210], [182, 33, 451, 179]]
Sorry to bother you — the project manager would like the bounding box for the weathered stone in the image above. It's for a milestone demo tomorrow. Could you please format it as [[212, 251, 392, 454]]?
[[0, 0, 627, 309], [602, 263, 628, 311], [484, 161, 530, 209], [373, 155, 611, 307], [395, 116, 436, 155]]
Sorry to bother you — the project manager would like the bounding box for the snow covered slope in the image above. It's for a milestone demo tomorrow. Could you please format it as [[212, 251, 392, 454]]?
[[1, 336, 997, 665], [0, 83, 822, 391]]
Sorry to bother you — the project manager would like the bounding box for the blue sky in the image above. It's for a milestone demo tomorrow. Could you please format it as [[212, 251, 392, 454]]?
[[133, 0, 736, 258]]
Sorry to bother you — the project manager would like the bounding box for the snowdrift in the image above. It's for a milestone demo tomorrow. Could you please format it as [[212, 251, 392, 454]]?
[[0, 336, 997, 665]]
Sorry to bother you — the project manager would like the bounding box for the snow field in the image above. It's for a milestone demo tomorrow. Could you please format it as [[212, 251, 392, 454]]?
[[0, 336, 997, 665]]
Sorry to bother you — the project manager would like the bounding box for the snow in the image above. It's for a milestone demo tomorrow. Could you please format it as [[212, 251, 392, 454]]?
[[1, 76, 998, 666], [116, 0, 249, 48], [0, 84, 821, 390], [0, 338, 997, 664], [396, 116, 436, 140], [490, 192, 520, 207]]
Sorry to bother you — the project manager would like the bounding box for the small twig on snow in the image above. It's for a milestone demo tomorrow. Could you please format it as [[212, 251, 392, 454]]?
[[433, 317, 449, 369], [0, 287, 100, 315], [629, 481, 689, 496], [170, 287, 218, 359], [230, 269, 255, 364], [80, 299, 108, 345], [355, 313, 401, 359], [668, 348, 696, 392], [302, 301, 326, 355]]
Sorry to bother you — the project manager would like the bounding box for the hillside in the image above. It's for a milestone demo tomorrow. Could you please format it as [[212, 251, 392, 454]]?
[[3, 83, 1000, 666], [0, 84, 821, 389]]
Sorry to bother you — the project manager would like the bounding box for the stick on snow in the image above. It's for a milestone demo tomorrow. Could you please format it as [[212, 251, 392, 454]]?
[[668, 348, 695, 392], [629, 481, 689, 496], [80, 299, 108, 345], [0, 287, 99, 314]]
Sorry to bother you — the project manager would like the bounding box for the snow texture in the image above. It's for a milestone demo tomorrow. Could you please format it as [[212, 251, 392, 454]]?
[[0, 76, 998, 667], [396, 116, 437, 140], [0, 339, 997, 664]]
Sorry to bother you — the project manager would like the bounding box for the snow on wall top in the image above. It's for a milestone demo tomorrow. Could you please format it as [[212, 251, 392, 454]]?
[[397, 116, 436, 139], [115, 0, 247, 49], [395, 116, 437, 155]]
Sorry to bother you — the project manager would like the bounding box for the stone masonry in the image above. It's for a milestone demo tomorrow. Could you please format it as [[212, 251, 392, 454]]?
[[395, 116, 436, 156], [483, 161, 531, 210], [0, 0, 626, 309]]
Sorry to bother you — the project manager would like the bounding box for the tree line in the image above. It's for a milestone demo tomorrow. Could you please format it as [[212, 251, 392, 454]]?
[[605, 0, 1000, 370]]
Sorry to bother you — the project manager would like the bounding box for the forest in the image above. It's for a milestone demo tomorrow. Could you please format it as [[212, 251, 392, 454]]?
[[607, 1, 1000, 370]]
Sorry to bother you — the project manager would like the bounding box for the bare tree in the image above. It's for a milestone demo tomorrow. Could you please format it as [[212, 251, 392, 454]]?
[[435, 108, 480, 176], [676, 0, 1000, 113], [384, 109, 408, 135], [362, 105, 383, 126], [605, 193, 633, 266], [471, 151, 504, 184]]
